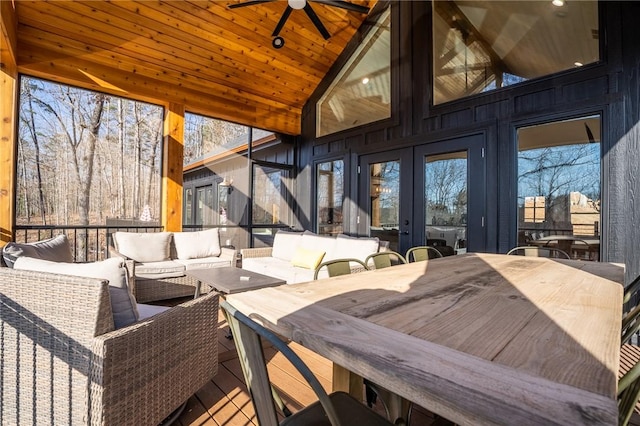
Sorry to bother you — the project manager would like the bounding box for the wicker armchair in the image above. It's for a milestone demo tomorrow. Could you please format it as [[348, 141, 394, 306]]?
[[0, 267, 219, 426]]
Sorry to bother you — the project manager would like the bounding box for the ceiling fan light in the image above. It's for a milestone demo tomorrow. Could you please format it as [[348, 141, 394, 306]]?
[[288, 0, 306, 10]]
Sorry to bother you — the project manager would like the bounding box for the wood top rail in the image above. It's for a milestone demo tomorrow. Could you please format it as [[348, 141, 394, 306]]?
[[226, 253, 624, 425]]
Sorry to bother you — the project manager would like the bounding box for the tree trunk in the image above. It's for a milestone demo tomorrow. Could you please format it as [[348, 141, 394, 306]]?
[[24, 83, 47, 225]]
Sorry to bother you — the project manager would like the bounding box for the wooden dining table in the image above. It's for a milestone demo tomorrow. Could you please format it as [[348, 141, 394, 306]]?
[[225, 253, 624, 425]]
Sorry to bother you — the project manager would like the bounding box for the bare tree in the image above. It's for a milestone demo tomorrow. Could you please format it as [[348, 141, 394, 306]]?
[[21, 82, 48, 224]]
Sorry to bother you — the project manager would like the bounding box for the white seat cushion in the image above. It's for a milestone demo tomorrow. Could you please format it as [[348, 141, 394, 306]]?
[[174, 256, 231, 270], [242, 257, 316, 284], [134, 260, 185, 279]]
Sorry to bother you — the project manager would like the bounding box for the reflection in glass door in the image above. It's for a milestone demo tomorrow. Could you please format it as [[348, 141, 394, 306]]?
[[425, 152, 467, 256], [195, 186, 214, 225], [369, 161, 401, 251]]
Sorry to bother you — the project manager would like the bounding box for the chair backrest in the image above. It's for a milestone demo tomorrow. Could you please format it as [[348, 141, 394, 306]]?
[[364, 251, 407, 270], [619, 343, 640, 426], [314, 258, 367, 280], [623, 275, 640, 345], [221, 300, 345, 426], [506, 246, 570, 259], [405, 246, 443, 262], [0, 268, 114, 425]]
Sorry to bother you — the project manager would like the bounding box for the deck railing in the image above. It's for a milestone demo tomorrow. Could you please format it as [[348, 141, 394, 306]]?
[[14, 224, 163, 263], [14, 223, 293, 263]]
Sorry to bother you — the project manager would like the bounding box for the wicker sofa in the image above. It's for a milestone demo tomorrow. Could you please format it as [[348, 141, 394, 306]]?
[[241, 230, 387, 284], [0, 267, 219, 426], [111, 228, 236, 302]]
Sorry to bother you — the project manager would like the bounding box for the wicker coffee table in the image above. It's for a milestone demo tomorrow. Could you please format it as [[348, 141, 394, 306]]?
[[187, 267, 285, 298]]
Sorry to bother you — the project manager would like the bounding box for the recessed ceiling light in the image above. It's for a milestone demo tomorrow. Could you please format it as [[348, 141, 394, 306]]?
[[362, 77, 370, 85], [574, 61, 583, 67], [552, 0, 564, 6]]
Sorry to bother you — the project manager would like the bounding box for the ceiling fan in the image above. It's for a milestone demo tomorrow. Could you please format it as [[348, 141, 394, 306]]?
[[228, 0, 371, 49]]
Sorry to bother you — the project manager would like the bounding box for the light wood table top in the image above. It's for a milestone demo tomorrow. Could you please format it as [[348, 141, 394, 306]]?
[[225, 253, 624, 425]]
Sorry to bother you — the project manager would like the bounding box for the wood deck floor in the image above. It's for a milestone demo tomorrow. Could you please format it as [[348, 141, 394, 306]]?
[[167, 301, 443, 426]]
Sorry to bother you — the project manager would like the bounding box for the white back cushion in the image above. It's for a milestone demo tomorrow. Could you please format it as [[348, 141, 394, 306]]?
[[173, 228, 221, 260], [14, 256, 139, 329], [114, 232, 172, 262], [271, 230, 303, 261], [329, 234, 380, 262], [300, 231, 336, 257]]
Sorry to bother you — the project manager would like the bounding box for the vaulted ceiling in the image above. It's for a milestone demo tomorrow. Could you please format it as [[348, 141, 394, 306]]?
[[12, 0, 377, 135]]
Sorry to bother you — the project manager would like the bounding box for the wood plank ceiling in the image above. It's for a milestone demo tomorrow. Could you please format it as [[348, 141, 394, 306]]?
[[15, 0, 376, 135]]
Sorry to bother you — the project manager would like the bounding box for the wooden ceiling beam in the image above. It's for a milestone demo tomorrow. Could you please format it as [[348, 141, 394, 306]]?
[[18, 47, 301, 134]]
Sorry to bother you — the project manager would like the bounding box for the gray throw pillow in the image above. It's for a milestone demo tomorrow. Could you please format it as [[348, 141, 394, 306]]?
[[2, 234, 73, 268]]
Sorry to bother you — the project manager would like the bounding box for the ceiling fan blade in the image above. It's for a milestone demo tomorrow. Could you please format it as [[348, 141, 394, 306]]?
[[304, 3, 331, 39], [585, 123, 597, 143], [228, 0, 275, 9], [314, 1, 370, 14], [272, 5, 293, 37]]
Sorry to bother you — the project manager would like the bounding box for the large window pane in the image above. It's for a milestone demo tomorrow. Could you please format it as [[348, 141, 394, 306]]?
[[433, 1, 599, 105], [317, 160, 344, 236], [317, 8, 391, 137], [517, 115, 601, 260], [17, 78, 163, 223]]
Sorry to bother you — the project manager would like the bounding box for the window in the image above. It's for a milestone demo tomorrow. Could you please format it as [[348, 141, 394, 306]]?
[[316, 7, 391, 137], [184, 188, 193, 226], [184, 113, 248, 165], [17, 76, 163, 227], [317, 160, 344, 235], [517, 115, 601, 259], [252, 165, 291, 226], [433, 1, 599, 105]]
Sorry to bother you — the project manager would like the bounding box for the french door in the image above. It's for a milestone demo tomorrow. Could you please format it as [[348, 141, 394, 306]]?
[[413, 135, 486, 254], [359, 134, 486, 255]]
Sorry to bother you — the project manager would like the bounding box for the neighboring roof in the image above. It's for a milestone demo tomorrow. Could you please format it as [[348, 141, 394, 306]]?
[[13, 1, 377, 135], [183, 129, 279, 172]]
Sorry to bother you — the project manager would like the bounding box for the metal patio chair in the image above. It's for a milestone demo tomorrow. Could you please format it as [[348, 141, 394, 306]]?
[[364, 250, 407, 270], [405, 246, 444, 262], [506, 246, 571, 259], [221, 300, 393, 426], [314, 258, 367, 280]]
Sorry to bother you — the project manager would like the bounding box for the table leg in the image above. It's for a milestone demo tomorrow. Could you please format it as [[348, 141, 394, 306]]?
[[194, 280, 201, 299], [332, 363, 363, 397]]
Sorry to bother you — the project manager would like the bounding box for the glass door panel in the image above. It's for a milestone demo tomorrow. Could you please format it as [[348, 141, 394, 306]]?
[[369, 161, 401, 251], [317, 160, 344, 236], [425, 152, 468, 256]]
